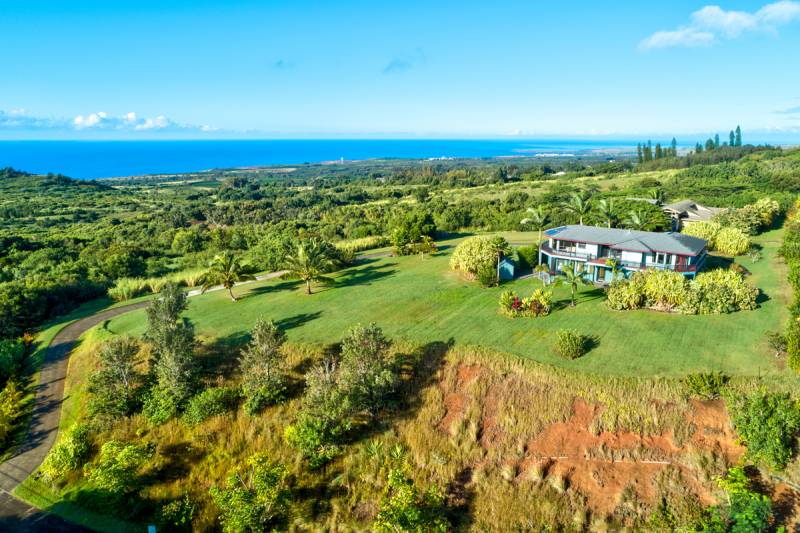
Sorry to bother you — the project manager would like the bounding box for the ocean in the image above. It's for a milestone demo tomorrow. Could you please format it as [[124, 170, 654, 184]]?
[[0, 139, 644, 180]]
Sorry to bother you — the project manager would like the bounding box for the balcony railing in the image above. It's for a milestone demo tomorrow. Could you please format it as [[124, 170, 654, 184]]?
[[541, 243, 699, 273]]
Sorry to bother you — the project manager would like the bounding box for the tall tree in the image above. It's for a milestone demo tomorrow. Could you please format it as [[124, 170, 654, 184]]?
[[284, 238, 334, 295], [624, 207, 661, 231], [644, 140, 653, 162], [705, 138, 715, 152], [240, 319, 288, 413], [636, 143, 643, 163], [201, 251, 255, 302], [143, 283, 197, 423], [714, 133, 720, 148], [562, 193, 592, 225], [595, 198, 617, 228], [520, 206, 549, 244], [695, 142, 704, 153], [729, 130, 736, 147], [655, 143, 663, 159], [735, 125, 742, 146], [670, 137, 678, 156], [338, 323, 395, 415], [87, 337, 141, 420]]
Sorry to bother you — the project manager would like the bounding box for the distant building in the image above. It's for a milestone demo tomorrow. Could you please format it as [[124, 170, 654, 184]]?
[[539, 225, 708, 284], [662, 200, 725, 230]]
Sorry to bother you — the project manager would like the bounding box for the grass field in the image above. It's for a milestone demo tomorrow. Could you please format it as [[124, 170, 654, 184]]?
[[98, 227, 790, 378]]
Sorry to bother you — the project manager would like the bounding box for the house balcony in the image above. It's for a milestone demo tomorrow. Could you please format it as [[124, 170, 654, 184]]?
[[539, 243, 596, 261], [541, 244, 700, 273]]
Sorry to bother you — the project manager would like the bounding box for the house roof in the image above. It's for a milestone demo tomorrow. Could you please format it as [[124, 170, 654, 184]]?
[[662, 199, 725, 222], [544, 225, 707, 256]]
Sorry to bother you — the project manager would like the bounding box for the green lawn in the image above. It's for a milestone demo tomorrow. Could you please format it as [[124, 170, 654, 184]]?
[[100, 228, 790, 377]]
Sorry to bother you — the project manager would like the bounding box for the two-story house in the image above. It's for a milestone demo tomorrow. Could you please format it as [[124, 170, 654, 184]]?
[[539, 225, 708, 283]]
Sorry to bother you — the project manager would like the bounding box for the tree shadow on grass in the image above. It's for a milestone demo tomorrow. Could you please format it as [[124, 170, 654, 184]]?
[[243, 279, 302, 299], [276, 311, 323, 331], [328, 264, 398, 290]]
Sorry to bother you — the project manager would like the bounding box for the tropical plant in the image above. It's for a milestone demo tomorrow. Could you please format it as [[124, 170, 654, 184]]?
[[209, 453, 291, 533], [201, 251, 255, 302], [374, 468, 449, 533], [728, 391, 800, 470], [534, 263, 550, 287], [283, 238, 335, 295], [624, 207, 660, 231], [338, 323, 395, 415], [683, 372, 728, 400], [0, 380, 22, 444], [562, 193, 592, 225], [40, 423, 92, 483], [449, 236, 500, 279], [555, 264, 588, 307], [87, 336, 142, 421], [595, 198, 617, 228], [84, 441, 154, 495], [182, 386, 239, 427], [520, 205, 549, 243]]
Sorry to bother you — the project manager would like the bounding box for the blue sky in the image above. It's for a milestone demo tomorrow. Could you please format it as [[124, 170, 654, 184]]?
[[1, 0, 800, 140]]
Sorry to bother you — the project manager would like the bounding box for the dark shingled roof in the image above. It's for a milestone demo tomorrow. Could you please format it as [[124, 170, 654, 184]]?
[[544, 225, 707, 256]]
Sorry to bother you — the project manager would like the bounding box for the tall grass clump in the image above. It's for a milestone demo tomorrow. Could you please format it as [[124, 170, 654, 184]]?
[[335, 236, 389, 254]]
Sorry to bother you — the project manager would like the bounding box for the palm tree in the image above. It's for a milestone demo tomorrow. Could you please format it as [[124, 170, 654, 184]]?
[[284, 238, 334, 295], [556, 264, 588, 307], [201, 251, 256, 302], [595, 198, 617, 228], [520, 206, 549, 245], [624, 208, 659, 231], [563, 193, 592, 225], [534, 263, 550, 288]]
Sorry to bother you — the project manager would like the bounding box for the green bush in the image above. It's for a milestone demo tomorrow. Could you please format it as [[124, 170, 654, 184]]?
[[682, 221, 721, 248], [143, 386, 182, 425], [554, 329, 588, 360], [158, 495, 196, 531], [449, 236, 500, 278], [728, 391, 800, 470], [684, 269, 758, 314], [682, 372, 728, 400], [40, 423, 92, 484], [606, 276, 646, 310], [499, 289, 552, 317], [715, 226, 751, 256], [515, 246, 538, 271], [182, 387, 239, 427], [84, 440, 154, 495], [0, 380, 22, 444], [0, 339, 24, 383], [476, 262, 498, 287]]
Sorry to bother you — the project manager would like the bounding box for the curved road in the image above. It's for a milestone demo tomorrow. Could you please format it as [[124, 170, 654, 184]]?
[[0, 265, 363, 530], [0, 302, 150, 531]]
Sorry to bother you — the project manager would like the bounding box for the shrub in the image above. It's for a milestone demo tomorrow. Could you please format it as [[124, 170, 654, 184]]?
[[158, 495, 196, 531], [606, 276, 646, 310], [374, 468, 450, 532], [787, 321, 800, 372], [684, 269, 758, 314], [554, 329, 588, 360], [515, 246, 538, 271], [0, 339, 24, 384], [210, 453, 291, 533], [752, 197, 780, 227], [728, 391, 800, 470], [715, 226, 750, 256], [182, 387, 239, 427], [335, 236, 389, 254], [682, 372, 728, 400], [499, 289, 551, 317], [40, 423, 92, 484], [683, 221, 721, 248], [108, 277, 148, 302], [449, 236, 499, 278], [476, 262, 498, 287], [84, 441, 154, 495], [143, 386, 182, 425], [641, 270, 689, 311], [0, 380, 22, 444]]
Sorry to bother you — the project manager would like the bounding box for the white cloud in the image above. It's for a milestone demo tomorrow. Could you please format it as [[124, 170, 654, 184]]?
[[0, 109, 213, 133], [640, 0, 800, 50], [639, 27, 715, 50]]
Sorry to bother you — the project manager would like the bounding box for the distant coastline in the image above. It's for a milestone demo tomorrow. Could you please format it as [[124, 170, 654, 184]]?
[[0, 139, 643, 180], [0, 138, 794, 180]]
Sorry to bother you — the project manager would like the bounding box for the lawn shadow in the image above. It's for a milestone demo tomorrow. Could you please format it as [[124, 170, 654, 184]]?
[[276, 311, 323, 331], [332, 264, 398, 289], [706, 255, 734, 270], [243, 279, 302, 299]]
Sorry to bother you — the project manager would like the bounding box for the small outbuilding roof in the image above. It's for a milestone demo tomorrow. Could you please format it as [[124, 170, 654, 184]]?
[[544, 225, 707, 256]]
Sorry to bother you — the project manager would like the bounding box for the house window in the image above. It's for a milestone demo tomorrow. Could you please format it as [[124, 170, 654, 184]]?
[[576, 242, 586, 250], [654, 253, 672, 264]]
